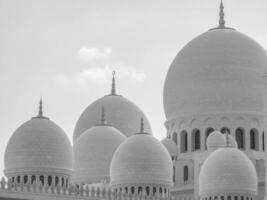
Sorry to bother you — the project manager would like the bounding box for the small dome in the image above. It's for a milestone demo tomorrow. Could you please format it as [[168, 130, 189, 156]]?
[[199, 147, 257, 197], [228, 134, 238, 148], [73, 95, 152, 142], [206, 131, 225, 150], [73, 125, 126, 184], [110, 133, 173, 188], [4, 117, 73, 177], [161, 137, 178, 157], [164, 28, 267, 120]]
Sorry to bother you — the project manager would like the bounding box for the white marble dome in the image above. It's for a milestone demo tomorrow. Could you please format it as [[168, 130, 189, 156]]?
[[4, 117, 73, 177], [161, 137, 178, 157], [110, 133, 173, 188], [207, 131, 226, 150], [199, 147, 257, 197], [73, 95, 152, 142], [164, 28, 267, 120], [73, 125, 126, 184]]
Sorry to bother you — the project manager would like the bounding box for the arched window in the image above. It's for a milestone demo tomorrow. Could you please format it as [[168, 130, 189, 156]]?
[[180, 130, 188, 153], [173, 132, 178, 144], [205, 128, 214, 149], [235, 128, 245, 149], [138, 186, 142, 193], [221, 127, 230, 134], [145, 186, 150, 195], [17, 176, 20, 183], [159, 187, 162, 194], [48, 176, 52, 186], [153, 187, 156, 195], [39, 175, 44, 185], [183, 166, 188, 183], [61, 177, 65, 186], [192, 129, 200, 151], [131, 186, 135, 194], [173, 166, 175, 182], [250, 129, 259, 150], [262, 132, 265, 151], [125, 187, 128, 193], [23, 175, 28, 184], [31, 175, 36, 184]]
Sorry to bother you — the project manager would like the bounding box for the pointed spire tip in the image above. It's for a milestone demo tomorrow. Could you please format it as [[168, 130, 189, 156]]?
[[111, 70, 116, 95]]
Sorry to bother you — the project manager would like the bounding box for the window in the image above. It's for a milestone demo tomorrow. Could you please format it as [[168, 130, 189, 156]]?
[[17, 176, 20, 183], [236, 128, 245, 149], [145, 186, 150, 195], [192, 129, 200, 151], [23, 176, 28, 184], [250, 129, 259, 150], [205, 128, 214, 149], [184, 166, 189, 183], [131, 187, 135, 194], [48, 176, 52, 186], [263, 132, 265, 151], [138, 186, 142, 193], [55, 176, 59, 186], [31, 175, 36, 184], [153, 187, 156, 195], [40, 175, 44, 185], [61, 177, 64, 186], [173, 132, 178, 144], [173, 166, 175, 182], [180, 130, 188, 153], [221, 127, 230, 134]]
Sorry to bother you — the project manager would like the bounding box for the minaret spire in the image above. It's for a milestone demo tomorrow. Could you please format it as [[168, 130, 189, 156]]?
[[218, 0, 225, 28], [111, 70, 116, 95], [38, 98, 43, 117]]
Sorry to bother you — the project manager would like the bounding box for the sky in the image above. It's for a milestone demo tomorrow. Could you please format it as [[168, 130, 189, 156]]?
[[0, 0, 267, 177]]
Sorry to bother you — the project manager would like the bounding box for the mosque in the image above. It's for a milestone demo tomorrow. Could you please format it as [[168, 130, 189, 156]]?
[[0, 2, 266, 200]]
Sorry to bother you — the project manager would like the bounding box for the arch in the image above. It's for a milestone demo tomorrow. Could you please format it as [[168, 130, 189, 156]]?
[[180, 130, 188, 153], [17, 176, 20, 183], [250, 128, 259, 150], [205, 127, 214, 149], [39, 175, 44, 185], [61, 177, 64, 186], [23, 175, 28, 184], [235, 128, 245, 149], [159, 187, 162, 194], [145, 186, 150, 195], [138, 186, 142, 193], [125, 187, 128, 194], [55, 176, 59, 186], [48, 176, 52, 186], [221, 127, 230, 134], [192, 129, 200, 151], [31, 175, 36, 184], [183, 166, 189, 184], [262, 132, 265, 151], [153, 187, 156, 195], [131, 186, 135, 194], [173, 132, 178, 144]]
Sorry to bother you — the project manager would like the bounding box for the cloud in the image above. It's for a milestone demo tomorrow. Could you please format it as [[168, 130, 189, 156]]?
[[78, 47, 111, 62], [56, 47, 146, 89]]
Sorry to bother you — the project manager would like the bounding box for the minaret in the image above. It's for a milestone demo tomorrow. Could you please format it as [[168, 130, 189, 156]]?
[[218, 0, 225, 28], [111, 70, 116, 95]]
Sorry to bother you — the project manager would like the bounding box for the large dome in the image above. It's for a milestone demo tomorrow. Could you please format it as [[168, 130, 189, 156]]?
[[73, 94, 152, 142], [73, 125, 126, 184], [199, 147, 257, 197], [164, 28, 267, 120], [4, 117, 73, 177], [110, 133, 173, 188]]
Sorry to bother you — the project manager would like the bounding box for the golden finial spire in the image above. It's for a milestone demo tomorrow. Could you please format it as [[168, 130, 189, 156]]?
[[111, 70, 116, 95], [218, 0, 225, 28]]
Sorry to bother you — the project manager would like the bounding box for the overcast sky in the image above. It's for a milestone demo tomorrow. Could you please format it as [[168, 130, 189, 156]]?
[[0, 0, 267, 177]]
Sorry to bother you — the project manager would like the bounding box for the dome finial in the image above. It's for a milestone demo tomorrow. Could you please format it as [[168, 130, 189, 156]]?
[[111, 70, 116, 95], [38, 98, 43, 117], [140, 116, 144, 133], [101, 106, 106, 125], [218, 0, 225, 28]]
